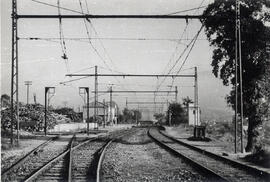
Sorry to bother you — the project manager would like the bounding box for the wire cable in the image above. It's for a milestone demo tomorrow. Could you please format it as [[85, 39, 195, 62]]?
[[167, 25, 203, 96], [57, 0, 70, 73], [166, 5, 207, 15]]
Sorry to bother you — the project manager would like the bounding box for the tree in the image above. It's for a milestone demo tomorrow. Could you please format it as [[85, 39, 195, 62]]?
[[167, 103, 187, 125], [53, 107, 82, 122], [201, 0, 270, 152], [182, 96, 193, 108], [119, 108, 142, 123], [154, 113, 166, 123], [1, 94, 10, 107], [132, 109, 142, 121]]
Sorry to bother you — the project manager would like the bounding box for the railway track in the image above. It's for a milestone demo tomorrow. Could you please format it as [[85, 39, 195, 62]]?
[[2, 128, 133, 181], [1, 135, 74, 182], [71, 129, 134, 181], [148, 127, 270, 182], [36, 129, 133, 182], [1, 136, 58, 176]]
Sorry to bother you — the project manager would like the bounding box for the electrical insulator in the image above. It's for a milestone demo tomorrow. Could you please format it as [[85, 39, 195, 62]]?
[[62, 53, 68, 59]]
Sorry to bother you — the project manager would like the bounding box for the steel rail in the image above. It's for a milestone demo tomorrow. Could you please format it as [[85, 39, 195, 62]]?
[[96, 129, 137, 182], [148, 128, 229, 182], [159, 130, 270, 180], [1, 135, 58, 179], [68, 135, 75, 182], [21, 129, 133, 181], [96, 140, 113, 182], [24, 134, 76, 182]]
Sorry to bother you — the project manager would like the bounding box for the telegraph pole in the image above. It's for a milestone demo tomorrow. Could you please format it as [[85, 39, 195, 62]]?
[[238, 0, 244, 154], [194, 67, 199, 126], [175, 86, 178, 103], [86, 88, 90, 134], [236, 0, 244, 153], [24, 81, 32, 105], [110, 86, 113, 124], [235, 0, 239, 154], [103, 99, 106, 128], [94, 66, 98, 129], [44, 88, 48, 136], [33, 93, 37, 104]]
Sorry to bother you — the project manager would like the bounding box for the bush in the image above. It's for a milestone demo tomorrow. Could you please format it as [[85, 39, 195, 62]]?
[[1, 104, 58, 132]]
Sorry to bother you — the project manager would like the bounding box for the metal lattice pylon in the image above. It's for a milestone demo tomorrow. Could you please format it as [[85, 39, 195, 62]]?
[[11, 0, 19, 144]]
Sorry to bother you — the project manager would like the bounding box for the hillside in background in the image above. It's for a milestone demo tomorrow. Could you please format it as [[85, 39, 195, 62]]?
[[201, 107, 233, 123]]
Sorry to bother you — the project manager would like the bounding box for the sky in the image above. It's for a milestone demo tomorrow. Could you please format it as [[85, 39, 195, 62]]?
[[1, 0, 234, 120]]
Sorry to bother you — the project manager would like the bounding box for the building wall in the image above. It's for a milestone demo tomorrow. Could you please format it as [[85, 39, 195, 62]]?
[[82, 103, 118, 125], [188, 103, 201, 126]]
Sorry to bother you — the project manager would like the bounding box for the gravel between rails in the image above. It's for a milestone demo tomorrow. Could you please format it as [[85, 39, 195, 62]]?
[[72, 139, 106, 181], [1, 138, 47, 172], [101, 128, 206, 182], [71, 128, 134, 181], [151, 128, 266, 182], [2, 135, 73, 182]]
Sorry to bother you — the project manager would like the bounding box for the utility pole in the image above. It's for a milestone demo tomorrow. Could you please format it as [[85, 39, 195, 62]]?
[[86, 88, 89, 134], [44, 87, 55, 136], [235, 0, 239, 154], [194, 67, 199, 126], [94, 66, 98, 129], [169, 108, 172, 126], [103, 99, 106, 128], [10, 0, 19, 145], [44, 88, 48, 136], [33, 93, 37, 104], [24, 81, 32, 105], [110, 86, 113, 124], [175, 86, 178, 103], [236, 0, 244, 153]]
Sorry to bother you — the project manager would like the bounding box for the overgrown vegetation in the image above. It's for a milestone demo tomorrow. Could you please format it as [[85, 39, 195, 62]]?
[[118, 108, 142, 124], [1, 94, 76, 133], [1, 104, 58, 132], [166, 103, 187, 126], [53, 107, 82, 122], [201, 0, 270, 153], [153, 113, 166, 124]]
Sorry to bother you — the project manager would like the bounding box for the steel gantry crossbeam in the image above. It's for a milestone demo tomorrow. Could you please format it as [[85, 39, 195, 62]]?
[[92, 90, 177, 93], [66, 74, 195, 78], [66, 67, 198, 124], [16, 14, 205, 19], [127, 102, 167, 104]]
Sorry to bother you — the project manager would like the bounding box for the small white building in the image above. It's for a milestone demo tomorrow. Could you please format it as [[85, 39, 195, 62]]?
[[188, 103, 201, 126], [82, 101, 119, 126], [105, 101, 118, 125]]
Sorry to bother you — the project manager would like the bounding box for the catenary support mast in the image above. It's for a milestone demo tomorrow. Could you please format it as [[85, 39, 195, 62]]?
[[11, 0, 19, 144]]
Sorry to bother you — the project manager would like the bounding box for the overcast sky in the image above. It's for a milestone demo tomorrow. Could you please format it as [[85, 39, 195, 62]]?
[[1, 0, 233, 119]]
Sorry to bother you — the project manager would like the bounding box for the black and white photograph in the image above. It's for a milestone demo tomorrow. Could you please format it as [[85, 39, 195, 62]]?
[[1, 0, 270, 181]]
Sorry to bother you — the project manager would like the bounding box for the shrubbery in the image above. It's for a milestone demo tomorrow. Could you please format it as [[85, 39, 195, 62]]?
[[1, 104, 59, 132]]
